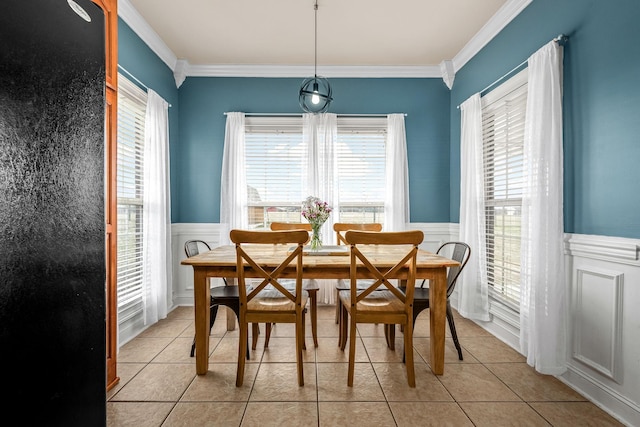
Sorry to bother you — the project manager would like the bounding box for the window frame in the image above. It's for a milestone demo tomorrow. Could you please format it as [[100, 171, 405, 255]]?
[[116, 74, 147, 342], [243, 116, 387, 229], [481, 69, 528, 319]]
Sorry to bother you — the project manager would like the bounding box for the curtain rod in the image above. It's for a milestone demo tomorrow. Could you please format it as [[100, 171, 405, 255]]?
[[456, 34, 568, 109], [224, 112, 406, 117], [117, 64, 172, 107]]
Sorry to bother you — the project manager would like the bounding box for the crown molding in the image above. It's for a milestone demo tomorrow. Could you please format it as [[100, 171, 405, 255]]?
[[118, 0, 177, 70], [186, 64, 441, 78], [452, 0, 533, 72], [119, 0, 531, 84]]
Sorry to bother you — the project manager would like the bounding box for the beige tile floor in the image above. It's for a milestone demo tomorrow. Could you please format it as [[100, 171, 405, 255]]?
[[107, 305, 624, 427]]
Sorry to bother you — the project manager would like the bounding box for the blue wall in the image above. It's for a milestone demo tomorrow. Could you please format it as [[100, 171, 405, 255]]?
[[119, 0, 640, 238], [450, 0, 640, 239], [177, 77, 450, 223], [117, 19, 181, 221]]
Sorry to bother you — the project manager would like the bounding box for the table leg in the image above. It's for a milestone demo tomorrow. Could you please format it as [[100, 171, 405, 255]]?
[[194, 268, 210, 375], [429, 267, 447, 375]]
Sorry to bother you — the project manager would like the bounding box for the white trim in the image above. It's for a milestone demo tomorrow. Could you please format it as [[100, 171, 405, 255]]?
[[186, 64, 442, 78], [118, 0, 177, 70], [452, 0, 533, 72], [118, 0, 530, 81], [561, 366, 640, 427], [566, 233, 640, 266]]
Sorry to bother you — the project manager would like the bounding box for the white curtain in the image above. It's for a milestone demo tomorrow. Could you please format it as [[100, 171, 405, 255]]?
[[385, 114, 410, 231], [219, 112, 248, 246], [303, 113, 338, 303], [303, 113, 338, 244], [519, 41, 567, 375], [142, 89, 172, 325], [457, 94, 490, 321]]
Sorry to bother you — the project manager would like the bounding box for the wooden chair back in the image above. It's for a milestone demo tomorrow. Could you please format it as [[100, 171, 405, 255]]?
[[270, 221, 312, 231], [269, 222, 312, 243], [334, 222, 382, 245], [345, 230, 423, 307]]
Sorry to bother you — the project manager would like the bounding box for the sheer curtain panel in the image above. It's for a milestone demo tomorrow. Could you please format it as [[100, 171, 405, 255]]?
[[303, 113, 338, 304], [384, 114, 410, 231], [142, 89, 172, 325], [220, 112, 248, 245], [458, 94, 490, 321], [519, 41, 567, 375], [303, 113, 338, 243]]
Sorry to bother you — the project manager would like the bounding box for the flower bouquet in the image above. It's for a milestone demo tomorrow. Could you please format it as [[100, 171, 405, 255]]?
[[301, 196, 332, 250]]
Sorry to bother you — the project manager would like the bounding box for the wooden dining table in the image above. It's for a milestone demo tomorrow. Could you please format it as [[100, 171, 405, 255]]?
[[181, 243, 460, 376]]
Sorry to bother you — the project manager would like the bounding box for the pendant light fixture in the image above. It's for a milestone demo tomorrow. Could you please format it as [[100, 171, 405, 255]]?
[[299, 0, 332, 113]]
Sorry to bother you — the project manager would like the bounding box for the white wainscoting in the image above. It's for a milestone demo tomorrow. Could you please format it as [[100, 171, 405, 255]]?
[[563, 234, 640, 427], [170, 224, 640, 426]]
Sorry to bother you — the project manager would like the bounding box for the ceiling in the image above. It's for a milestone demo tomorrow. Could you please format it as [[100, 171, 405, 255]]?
[[120, 0, 531, 83]]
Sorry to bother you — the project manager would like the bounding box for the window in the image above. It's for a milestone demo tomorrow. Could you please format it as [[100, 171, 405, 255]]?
[[244, 116, 386, 228], [116, 75, 147, 338], [481, 69, 527, 313], [336, 117, 386, 223]]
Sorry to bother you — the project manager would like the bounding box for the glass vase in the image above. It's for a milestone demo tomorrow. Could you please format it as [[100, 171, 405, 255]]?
[[310, 224, 323, 251]]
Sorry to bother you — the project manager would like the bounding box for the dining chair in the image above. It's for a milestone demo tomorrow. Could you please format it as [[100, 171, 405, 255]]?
[[231, 229, 310, 387], [338, 229, 424, 387], [184, 239, 253, 360], [333, 223, 383, 319], [333, 223, 383, 346], [267, 222, 319, 348], [399, 241, 471, 361]]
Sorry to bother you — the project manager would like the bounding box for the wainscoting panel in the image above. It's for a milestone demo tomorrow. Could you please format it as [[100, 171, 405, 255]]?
[[572, 267, 623, 382], [565, 234, 640, 426]]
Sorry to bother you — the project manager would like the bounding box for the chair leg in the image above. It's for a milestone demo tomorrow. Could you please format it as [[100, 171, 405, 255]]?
[[384, 324, 395, 350], [446, 303, 463, 361], [190, 304, 219, 357], [309, 290, 318, 348], [403, 308, 423, 364], [190, 337, 196, 358], [236, 319, 248, 387], [252, 323, 260, 350], [339, 303, 349, 351], [404, 319, 415, 387], [347, 312, 357, 387], [302, 308, 307, 350], [337, 298, 343, 347], [334, 287, 340, 323], [296, 310, 305, 386], [209, 304, 219, 333], [229, 304, 250, 360], [264, 323, 272, 348]]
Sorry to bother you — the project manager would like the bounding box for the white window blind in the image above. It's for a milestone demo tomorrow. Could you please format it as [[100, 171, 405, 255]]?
[[245, 117, 305, 228], [481, 69, 527, 312], [243, 116, 387, 228], [117, 75, 147, 325], [336, 117, 386, 223]]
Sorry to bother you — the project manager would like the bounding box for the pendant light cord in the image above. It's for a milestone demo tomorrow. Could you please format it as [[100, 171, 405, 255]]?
[[314, 0, 318, 78]]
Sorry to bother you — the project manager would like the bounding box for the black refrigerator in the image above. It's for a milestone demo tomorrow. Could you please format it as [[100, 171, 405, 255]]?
[[0, 0, 107, 424]]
